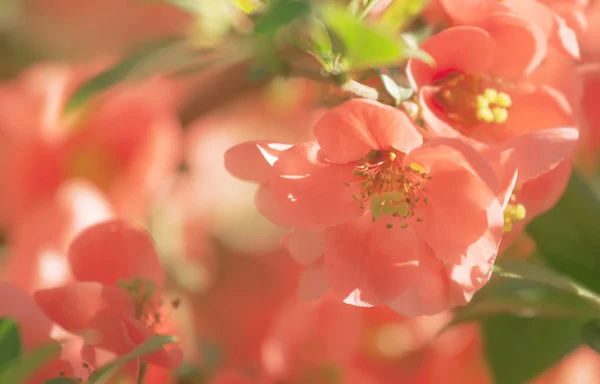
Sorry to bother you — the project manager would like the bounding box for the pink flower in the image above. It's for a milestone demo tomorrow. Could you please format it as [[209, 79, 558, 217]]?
[[532, 346, 600, 383], [33, 220, 182, 378], [0, 283, 74, 383], [353, 307, 451, 384], [191, 247, 301, 367], [1, 181, 113, 292], [226, 99, 576, 315], [260, 295, 362, 381], [407, 19, 579, 245], [21, 0, 193, 59], [0, 64, 182, 229], [411, 323, 493, 384], [437, 0, 580, 59]]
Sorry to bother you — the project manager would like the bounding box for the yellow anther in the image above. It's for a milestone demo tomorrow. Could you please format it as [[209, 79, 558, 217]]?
[[410, 162, 426, 173], [388, 152, 397, 162], [492, 107, 508, 123], [503, 203, 526, 232], [476, 107, 494, 123], [483, 88, 499, 103], [513, 204, 526, 221], [476, 95, 489, 110], [497, 92, 512, 108]]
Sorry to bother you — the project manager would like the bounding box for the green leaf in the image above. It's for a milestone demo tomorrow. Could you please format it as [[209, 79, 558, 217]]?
[[306, 17, 333, 64], [42, 378, 79, 384], [453, 260, 600, 323], [234, 0, 264, 13], [321, 4, 431, 70], [0, 319, 20, 370], [0, 341, 61, 384], [64, 37, 192, 113], [483, 315, 584, 384], [377, 0, 428, 32], [380, 73, 413, 106], [89, 335, 178, 384], [254, 0, 311, 35], [582, 319, 600, 353], [527, 171, 600, 295]]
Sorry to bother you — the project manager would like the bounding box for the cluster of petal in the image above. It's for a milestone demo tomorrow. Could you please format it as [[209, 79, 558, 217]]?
[[228, 99, 510, 315], [407, 13, 580, 249], [436, 0, 580, 59], [32, 220, 183, 379], [0, 283, 74, 383]]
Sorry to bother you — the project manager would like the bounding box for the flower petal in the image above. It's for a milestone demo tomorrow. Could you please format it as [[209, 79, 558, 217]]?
[[418, 87, 471, 140], [85, 310, 136, 355], [68, 220, 165, 287], [33, 282, 134, 331], [224, 141, 293, 183], [283, 229, 324, 266], [323, 216, 425, 306], [406, 138, 500, 194], [407, 26, 495, 89], [502, 86, 575, 140], [254, 185, 294, 227], [407, 141, 504, 266], [438, 0, 508, 25], [504, 0, 580, 60], [447, 260, 494, 306], [551, 13, 580, 60], [268, 143, 363, 230], [482, 12, 547, 80], [387, 255, 450, 317], [313, 99, 422, 163], [297, 264, 330, 302], [516, 159, 572, 219], [484, 127, 579, 186], [0, 283, 53, 349]]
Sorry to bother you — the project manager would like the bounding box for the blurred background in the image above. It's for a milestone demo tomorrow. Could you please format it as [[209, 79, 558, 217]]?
[[1, 0, 600, 383]]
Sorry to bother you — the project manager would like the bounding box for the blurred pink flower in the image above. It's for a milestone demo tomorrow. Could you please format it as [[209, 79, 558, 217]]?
[[352, 307, 452, 384], [411, 323, 493, 384], [260, 295, 363, 382], [0, 64, 182, 229], [0, 283, 75, 383], [191, 247, 301, 368], [21, 0, 193, 59], [532, 346, 600, 383], [1, 180, 113, 292], [33, 220, 182, 378]]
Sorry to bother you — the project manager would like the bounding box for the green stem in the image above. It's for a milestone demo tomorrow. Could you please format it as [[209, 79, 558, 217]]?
[[137, 364, 148, 384], [340, 79, 379, 100]]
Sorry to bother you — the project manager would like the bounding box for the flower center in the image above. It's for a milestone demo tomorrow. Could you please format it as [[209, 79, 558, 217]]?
[[348, 149, 430, 228], [503, 193, 526, 232], [434, 73, 512, 132], [118, 277, 160, 327]]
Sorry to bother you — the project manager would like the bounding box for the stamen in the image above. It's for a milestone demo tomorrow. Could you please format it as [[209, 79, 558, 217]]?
[[503, 194, 526, 232], [434, 73, 513, 130], [492, 107, 508, 123], [348, 149, 431, 226], [117, 277, 159, 327]]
